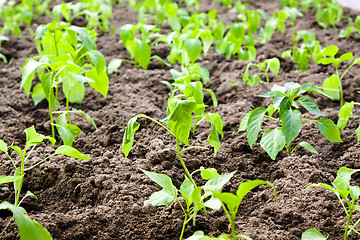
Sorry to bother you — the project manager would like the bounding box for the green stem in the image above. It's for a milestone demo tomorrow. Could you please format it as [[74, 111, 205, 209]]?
[[221, 202, 235, 240], [49, 96, 55, 139], [336, 69, 344, 107], [66, 90, 71, 124], [348, 217, 360, 235], [176, 138, 196, 187], [179, 214, 188, 240], [344, 209, 353, 240], [285, 144, 291, 155], [24, 154, 55, 171]]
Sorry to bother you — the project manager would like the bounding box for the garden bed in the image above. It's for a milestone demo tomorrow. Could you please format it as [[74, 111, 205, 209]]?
[[1, 0, 360, 239]]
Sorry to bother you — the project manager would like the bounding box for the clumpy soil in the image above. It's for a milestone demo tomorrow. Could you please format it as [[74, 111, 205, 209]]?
[[1, 0, 360, 239]]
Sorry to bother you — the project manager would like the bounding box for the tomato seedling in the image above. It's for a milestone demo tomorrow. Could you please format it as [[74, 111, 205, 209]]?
[[304, 167, 360, 240], [239, 82, 342, 160], [317, 45, 360, 107]]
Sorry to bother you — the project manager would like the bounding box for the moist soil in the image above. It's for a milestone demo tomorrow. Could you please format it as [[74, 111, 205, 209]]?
[[1, 1, 360, 239]]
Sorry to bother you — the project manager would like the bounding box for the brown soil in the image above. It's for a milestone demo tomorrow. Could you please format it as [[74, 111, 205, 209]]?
[[1, 1, 360, 240]]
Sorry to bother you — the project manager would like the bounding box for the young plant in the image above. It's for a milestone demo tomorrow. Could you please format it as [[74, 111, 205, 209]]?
[[242, 57, 280, 85], [301, 228, 328, 240], [339, 16, 360, 39], [317, 45, 360, 106], [141, 167, 234, 240], [303, 167, 360, 240], [315, 0, 343, 29], [239, 82, 342, 160], [0, 201, 53, 240], [21, 21, 107, 145], [281, 30, 324, 71], [0, 126, 89, 207], [0, 35, 8, 63]]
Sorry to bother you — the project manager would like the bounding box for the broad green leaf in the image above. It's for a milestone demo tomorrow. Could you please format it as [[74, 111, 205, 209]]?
[[205, 113, 224, 155], [119, 24, 135, 45], [55, 145, 90, 160], [203, 171, 236, 193], [66, 26, 96, 51], [350, 185, 360, 201], [180, 176, 194, 206], [317, 119, 342, 143], [204, 88, 218, 107], [0, 175, 22, 184], [337, 52, 353, 63], [247, 107, 267, 148], [122, 116, 140, 157], [141, 169, 177, 198], [0, 139, 8, 153], [62, 77, 85, 104], [237, 180, 275, 203], [85, 67, 109, 97], [163, 98, 197, 145], [200, 29, 214, 56], [192, 186, 205, 225], [301, 228, 327, 240], [322, 45, 338, 57], [200, 167, 220, 180], [281, 109, 302, 146], [87, 50, 106, 72], [297, 97, 324, 116], [337, 102, 354, 130], [134, 40, 151, 70], [212, 192, 241, 217], [56, 114, 76, 146], [238, 112, 251, 132], [284, 82, 301, 91], [31, 84, 45, 105], [184, 39, 203, 63], [144, 189, 175, 206], [260, 128, 286, 160], [107, 58, 122, 74], [299, 141, 318, 154], [21, 59, 43, 96], [0, 201, 53, 240], [322, 74, 340, 100], [267, 58, 280, 76], [333, 167, 360, 191]]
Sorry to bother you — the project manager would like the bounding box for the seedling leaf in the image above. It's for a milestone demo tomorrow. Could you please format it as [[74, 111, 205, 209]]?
[[203, 171, 236, 192], [0, 175, 22, 184], [55, 145, 90, 160], [301, 228, 327, 240], [122, 116, 140, 157], [337, 102, 354, 130], [297, 97, 324, 116], [333, 167, 360, 191], [0, 139, 8, 153], [184, 39, 203, 63], [21, 59, 43, 96], [0, 201, 53, 240], [281, 109, 302, 146], [238, 112, 251, 132], [299, 141, 317, 154], [144, 189, 176, 206], [322, 74, 340, 100], [141, 169, 177, 198], [247, 107, 267, 148], [107, 58, 122, 74], [260, 128, 285, 160], [317, 119, 342, 143]]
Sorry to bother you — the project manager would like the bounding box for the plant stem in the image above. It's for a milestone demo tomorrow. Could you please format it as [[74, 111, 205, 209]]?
[[66, 91, 71, 124], [176, 138, 197, 187], [344, 209, 353, 240], [221, 202, 236, 240]]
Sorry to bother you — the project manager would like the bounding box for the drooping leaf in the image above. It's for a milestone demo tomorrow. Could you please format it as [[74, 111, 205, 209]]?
[[237, 179, 275, 203], [144, 189, 176, 206], [281, 109, 302, 146], [0, 201, 53, 240], [21, 59, 43, 97], [200, 167, 220, 180], [238, 112, 251, 132], [85, 67, 109, 97], [322, 74, 340, 101], [31, 84, 45, 105], [337, 101, 354, 130], [260, 128, 286, 160], [66, 26, 96, 51], [203, 171, 236, 193], [0, 139, 8, 153], [333, 167, 360, 191], [55, 145, 90, 160], [246, 107, 267, 148], [122, 116, 140, 157], [317, 119, 342, 143], [299, 141, 318, 154], [107, 58, 122, 74], [0, 175, 22, 184], [134, 39, 151, 70]]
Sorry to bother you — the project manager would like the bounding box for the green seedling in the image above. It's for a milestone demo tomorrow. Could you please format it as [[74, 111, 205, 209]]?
[[339, 16, 360, 39], [186, 179, 277, 240], [141, 168, 234, 240], [304, 167, 360, 240], [21, 21, 107, 144], [119, 23, 167, 69], [0, 201, 53, 240], [282, 30, 324, 71], [239, 82, 342, 160], [0, 0, 51, 36], [301, 228, 328, 240], [315, 0, 343, 29], [53, 0, 113, 32], [243, 57, 280, 85], [0, 35, 9, 63], [317, 45, 360, 106], [0, 126, 89, 207], [335, 101, 360, 141]]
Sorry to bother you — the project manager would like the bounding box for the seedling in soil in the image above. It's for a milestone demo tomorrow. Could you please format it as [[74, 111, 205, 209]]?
[[242, 57, 280, 85], [0, 35, 9, 63], [119, 23, 167, 69], [141, 168, 234, 240], [340, 16, 360, 39], [0, 126, 89, 207], [0, 201, 53, 240], [281, 30, 324, 71], [21, 21, 107, 144], [239, 82, 342, 160], [317, 45, 360, 106], [304, 167, 360, 240], [315, 0, 343, 29]]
